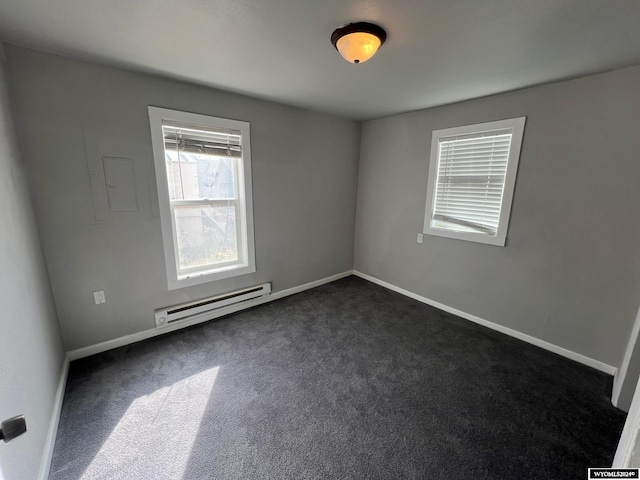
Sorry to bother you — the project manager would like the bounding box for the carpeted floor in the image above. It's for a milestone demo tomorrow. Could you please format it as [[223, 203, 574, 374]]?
[[49, 276, 626, 479]]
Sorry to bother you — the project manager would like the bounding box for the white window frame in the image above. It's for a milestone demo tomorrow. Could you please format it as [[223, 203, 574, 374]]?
[[423, 117, 526, 246], [148, 106, 256, 290]]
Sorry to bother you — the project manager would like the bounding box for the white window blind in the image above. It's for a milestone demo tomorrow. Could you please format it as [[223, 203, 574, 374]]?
[[432, 129, 512, 236], [423, 117, 526, 246], [162, 125, 242, 158]]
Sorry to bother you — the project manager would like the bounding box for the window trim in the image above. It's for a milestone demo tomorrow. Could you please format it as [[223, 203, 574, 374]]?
[[423, 117, 526, 246], [148, 106, 256, 290]]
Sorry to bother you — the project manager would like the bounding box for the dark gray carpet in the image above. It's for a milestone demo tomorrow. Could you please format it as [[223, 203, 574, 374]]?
[[49, 276, 625, 479]]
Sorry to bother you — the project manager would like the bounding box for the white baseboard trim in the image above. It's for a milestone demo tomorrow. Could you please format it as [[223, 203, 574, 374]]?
[[353, 271, 617, 376], [38, 353, 70, 480], [67, 271, 353, 361]]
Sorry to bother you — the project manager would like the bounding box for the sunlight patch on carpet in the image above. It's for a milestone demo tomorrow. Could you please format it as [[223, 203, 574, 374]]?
[[80, 367, 219, 479]]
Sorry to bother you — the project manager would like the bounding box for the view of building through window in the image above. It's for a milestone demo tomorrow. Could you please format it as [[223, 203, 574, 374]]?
[[165, 150, 239, 271]]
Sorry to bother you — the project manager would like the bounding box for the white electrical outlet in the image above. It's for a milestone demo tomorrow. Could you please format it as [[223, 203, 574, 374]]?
[[93, 290, 106, 305], [417, 233, 424, 244]]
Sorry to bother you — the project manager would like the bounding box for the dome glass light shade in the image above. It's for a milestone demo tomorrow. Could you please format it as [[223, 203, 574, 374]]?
[[331, 22, 386, 64], [335, 32, 382, 64]]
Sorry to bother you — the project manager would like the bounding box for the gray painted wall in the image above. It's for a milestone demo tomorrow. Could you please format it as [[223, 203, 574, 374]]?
[[0, 47, 65, 480], [4, 46, 361, 351], [354, 67, 640, 368]]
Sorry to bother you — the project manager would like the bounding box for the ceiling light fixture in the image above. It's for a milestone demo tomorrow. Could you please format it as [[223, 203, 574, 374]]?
[[331, 22, 386, 64]]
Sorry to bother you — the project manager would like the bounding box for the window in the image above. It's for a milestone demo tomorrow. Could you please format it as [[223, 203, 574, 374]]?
[[149, 107, 255, 289], [423, 117, 526, 246]]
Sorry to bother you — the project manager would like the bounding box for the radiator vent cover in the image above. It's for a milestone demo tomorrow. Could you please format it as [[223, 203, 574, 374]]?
[[154, 283, 271, 328]]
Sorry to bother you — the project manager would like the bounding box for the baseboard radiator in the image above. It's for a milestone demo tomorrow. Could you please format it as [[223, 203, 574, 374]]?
[[154, 283, 272, 328]]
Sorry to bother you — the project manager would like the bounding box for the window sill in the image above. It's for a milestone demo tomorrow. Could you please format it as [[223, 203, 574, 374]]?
[[423, 227, 507, 246], [168, 263, 256, 290]]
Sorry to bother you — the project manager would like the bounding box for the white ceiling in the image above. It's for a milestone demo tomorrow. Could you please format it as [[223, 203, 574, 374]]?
[[0, 0, 639, 120]]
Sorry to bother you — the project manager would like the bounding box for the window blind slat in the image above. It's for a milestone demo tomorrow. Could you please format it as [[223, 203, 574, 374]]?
[[440, 133, 512, 145], [436, 181, 505, 187], [440, 159, 508, 166], [435, 199, 502, 208], [437, 188, 503, 192], [440, 145, 511, 154], [438, 157, 509, 164], [436, 208, 501, 215], [442, 144, 511, 151], [436, 192, 503, 199], [439, 160, 509, 168], [436, 186, 504, 192], [438, 170, 507, 176], [434, 203, 502, 213]]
